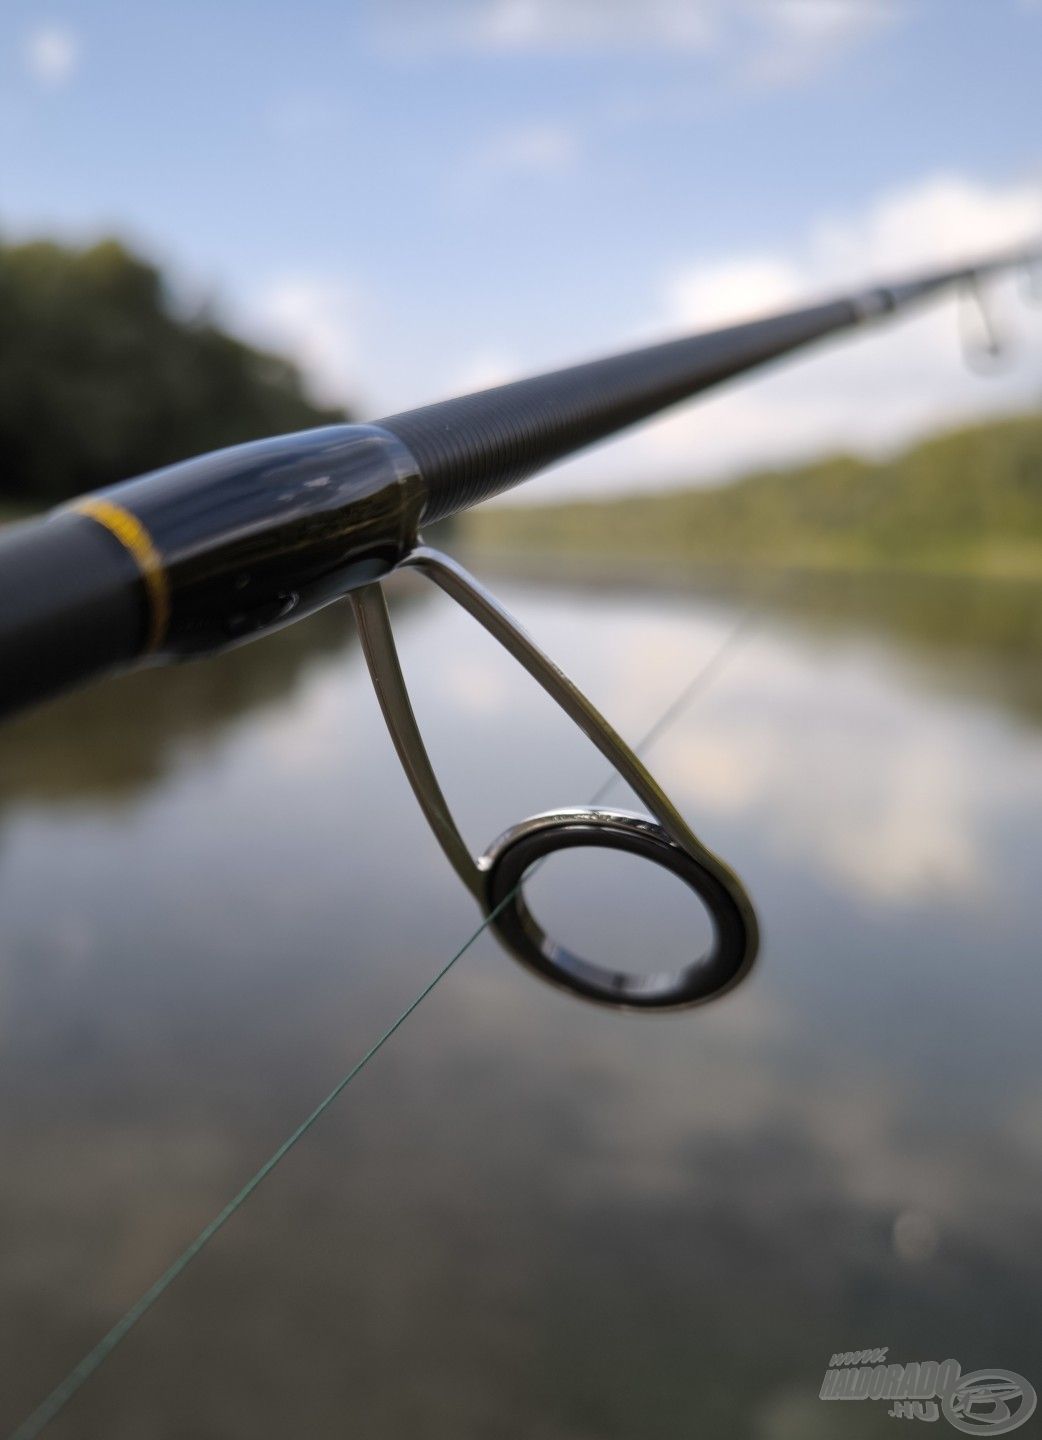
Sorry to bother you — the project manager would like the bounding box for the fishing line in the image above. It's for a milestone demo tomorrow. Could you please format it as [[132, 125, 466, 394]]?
[[588, 598, 764, 808], [9, 593, 754, 1440], [8, 892, 514, 1440], [2, 220, 1035, 1440]]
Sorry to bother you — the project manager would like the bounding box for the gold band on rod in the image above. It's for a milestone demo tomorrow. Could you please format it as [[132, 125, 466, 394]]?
[[73, 498, 170, 654]]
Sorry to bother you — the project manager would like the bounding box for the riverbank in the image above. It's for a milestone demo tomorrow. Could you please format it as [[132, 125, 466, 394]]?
[[462, 410, 1042, 584]]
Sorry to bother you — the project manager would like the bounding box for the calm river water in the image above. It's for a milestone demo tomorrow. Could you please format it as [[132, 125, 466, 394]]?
[[1, 563, 1040, 1438]]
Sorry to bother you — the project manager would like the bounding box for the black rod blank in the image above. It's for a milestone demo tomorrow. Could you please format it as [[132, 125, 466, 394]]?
[[380, 245, 1040, 523], [0, 240, 1038, 719]]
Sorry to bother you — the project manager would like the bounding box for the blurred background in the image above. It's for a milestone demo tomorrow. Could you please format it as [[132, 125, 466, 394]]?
[[1, 2, 1040, 1437]]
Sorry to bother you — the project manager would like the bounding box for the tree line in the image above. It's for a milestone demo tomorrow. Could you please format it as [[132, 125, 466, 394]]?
[[464, 411, 1042, 581], [0, 234, 348, 508]]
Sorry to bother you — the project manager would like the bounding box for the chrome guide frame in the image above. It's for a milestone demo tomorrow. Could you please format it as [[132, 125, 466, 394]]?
[[350, 544, 759, 1011]]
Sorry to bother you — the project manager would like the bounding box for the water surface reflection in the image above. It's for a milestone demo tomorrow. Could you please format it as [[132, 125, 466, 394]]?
[[1, 567, 1039, 1438]]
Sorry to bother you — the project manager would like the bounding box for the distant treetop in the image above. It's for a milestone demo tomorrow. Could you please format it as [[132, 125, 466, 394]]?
[[0, 235, 349, 506]]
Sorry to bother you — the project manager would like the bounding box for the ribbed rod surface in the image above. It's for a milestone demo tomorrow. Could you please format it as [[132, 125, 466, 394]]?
[[378, 245, 1039, 523]]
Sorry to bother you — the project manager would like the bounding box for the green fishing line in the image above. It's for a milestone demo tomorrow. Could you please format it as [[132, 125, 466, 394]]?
[[10, 608, 755, 1440]]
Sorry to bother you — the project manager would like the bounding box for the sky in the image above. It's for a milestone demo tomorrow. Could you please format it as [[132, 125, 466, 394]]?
[[1, 0, 1041, 497]]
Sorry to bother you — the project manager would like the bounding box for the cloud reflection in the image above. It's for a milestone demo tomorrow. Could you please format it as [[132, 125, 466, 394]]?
[[1, 572, 1040, 1436]]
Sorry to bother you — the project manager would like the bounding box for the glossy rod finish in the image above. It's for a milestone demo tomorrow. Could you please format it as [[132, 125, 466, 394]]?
[[0, 425, 424, 717], [0, 240, 1038, 718], [80, 423, 426, 658]]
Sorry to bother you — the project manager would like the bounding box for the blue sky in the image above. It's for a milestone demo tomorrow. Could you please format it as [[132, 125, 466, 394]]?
[[2, 0, 1040, 494]]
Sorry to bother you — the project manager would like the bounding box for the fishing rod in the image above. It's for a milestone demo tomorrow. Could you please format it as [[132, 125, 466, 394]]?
[[0, 240, 1038, 1013]]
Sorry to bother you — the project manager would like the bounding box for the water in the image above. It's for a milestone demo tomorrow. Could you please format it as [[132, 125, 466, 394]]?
[[1, 564, 1040, 1439]]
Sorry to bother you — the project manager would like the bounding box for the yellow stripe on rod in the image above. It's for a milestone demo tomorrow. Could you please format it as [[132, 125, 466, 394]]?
[[73, 498, 170, 654]]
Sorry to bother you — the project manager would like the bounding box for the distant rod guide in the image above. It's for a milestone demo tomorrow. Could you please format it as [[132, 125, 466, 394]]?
[[0, 239, 1038, 720]]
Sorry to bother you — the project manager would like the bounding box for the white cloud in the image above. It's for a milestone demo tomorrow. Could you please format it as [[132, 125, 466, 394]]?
[[446, 120, 581, 208], [459, 121, 580, 189], [745, 0, 901, 87], [667, 256, 802, 329], [389, 0, 718, 56], [542, 171, 1042, 496], [488, 120, 578, 174], [236, 175, 1042, 494], [265, 94, 350, 143], [667, 173, 1042, 334], [250, 276, 361, 408], [24, 24, 80, 87], [472, 0, 718, 51], [379, 0, 900, 82], [812, 172, 1042, 279]]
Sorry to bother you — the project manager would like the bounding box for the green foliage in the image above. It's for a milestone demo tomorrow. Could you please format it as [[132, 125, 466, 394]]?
[[0, 235, 347, 505], [465, 412, 1042, 579]]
